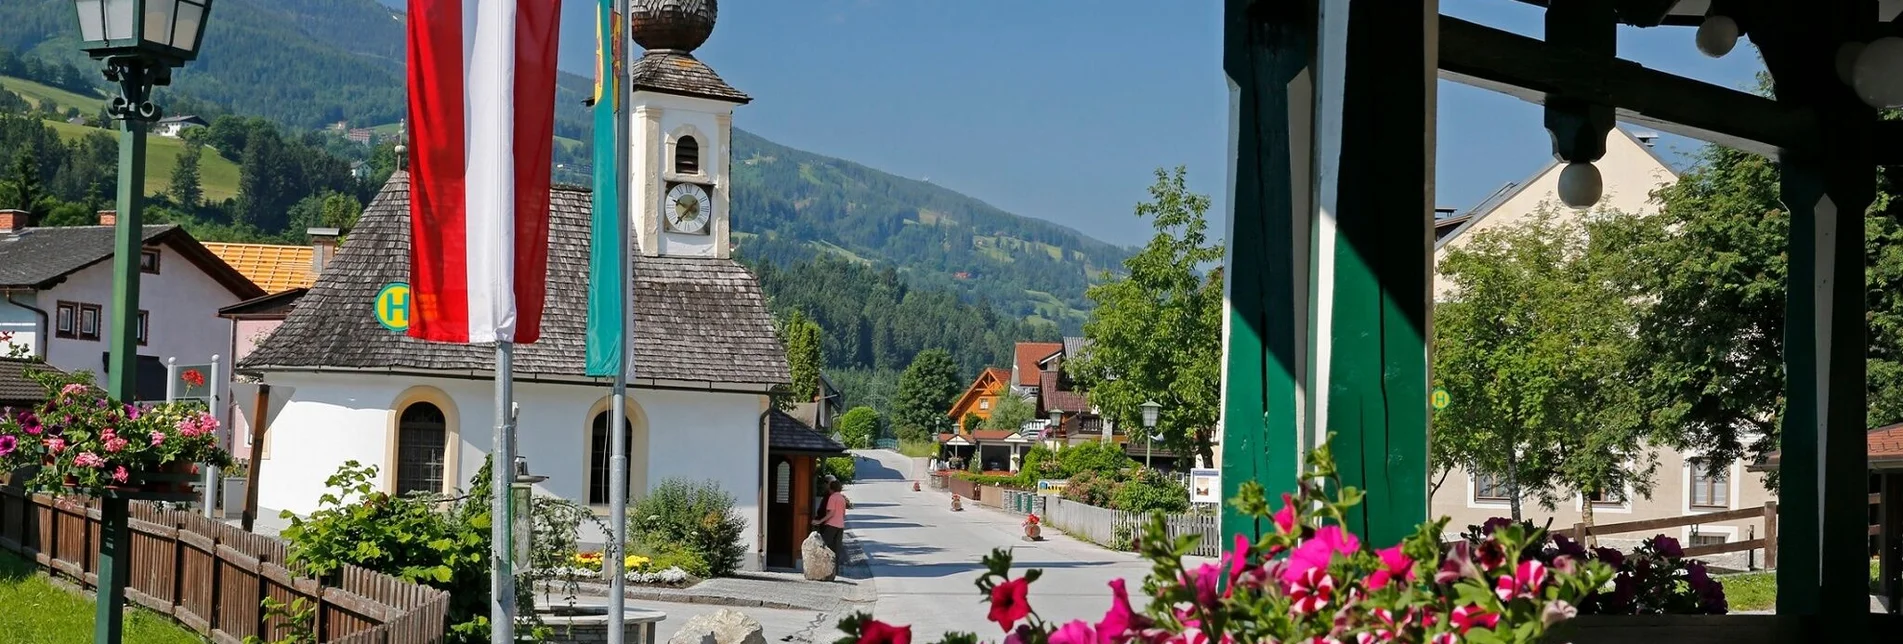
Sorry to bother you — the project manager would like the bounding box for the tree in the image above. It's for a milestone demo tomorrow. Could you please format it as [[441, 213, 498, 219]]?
[[962, 413, 983, 434], [892, 349, 961, 442], [772, 310, 824, 411], [3, 148, 43, 215], [982, 392, 1036, 432], [1432, 208, 1655, 524], [1067, 167, 1224, 466], [169, 139, 203, 209], [837, 406, 880, 450]]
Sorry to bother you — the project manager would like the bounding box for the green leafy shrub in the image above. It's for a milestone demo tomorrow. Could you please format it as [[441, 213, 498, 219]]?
[[953, 472, 1022, 487], [1110, 468, 1189, 513], [629, 540, 710, 579], [822, 456, 857, 484], [1056, 441, 1130, 478], [279, 460, 494, 643], [837, 407, 881, 449], [967, 454, 983, 473], [1060, 470, 1118, 507], [1015, 446, 1058, 487], [630, 478, 749, 577]]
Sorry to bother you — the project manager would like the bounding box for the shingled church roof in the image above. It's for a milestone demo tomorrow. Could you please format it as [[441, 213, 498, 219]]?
[[238, 172, 789, 388]]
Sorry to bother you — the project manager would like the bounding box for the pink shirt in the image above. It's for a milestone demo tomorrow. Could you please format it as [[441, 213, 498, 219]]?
[[821, 493, 848, 528]]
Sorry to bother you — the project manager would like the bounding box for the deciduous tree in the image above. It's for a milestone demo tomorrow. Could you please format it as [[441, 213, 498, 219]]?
[[837, 406, 880, 450], [893, 349, 960, 442], [982, 392, 1036, 432], [1067, 167, 1224, 466], [1432, 208, 1655, 524]]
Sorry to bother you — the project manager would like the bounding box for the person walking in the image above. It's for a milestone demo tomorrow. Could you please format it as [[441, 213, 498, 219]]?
[[813, 479, 849, 567]]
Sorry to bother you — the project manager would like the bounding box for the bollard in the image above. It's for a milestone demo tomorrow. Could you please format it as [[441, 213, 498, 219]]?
[[951, 494, 964, 512]]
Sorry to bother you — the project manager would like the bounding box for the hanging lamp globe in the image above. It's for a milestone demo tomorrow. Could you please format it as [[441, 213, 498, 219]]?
[[1851, 37, 1903, 109], [1557, 162, 1603, 209], [1693, 14, 1739, 58], [72, 0, 213, 65]]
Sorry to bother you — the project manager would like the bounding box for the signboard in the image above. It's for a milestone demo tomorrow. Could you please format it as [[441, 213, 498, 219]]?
[[1036, 479, 1069, 494], [1189, 468, 1221, 505], [1431, 387, 1451, 411], [375, 282, 411, 331]]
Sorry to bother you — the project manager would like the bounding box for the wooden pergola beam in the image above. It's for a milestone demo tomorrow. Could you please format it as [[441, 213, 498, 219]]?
[[1438, 16, 1810, 159]]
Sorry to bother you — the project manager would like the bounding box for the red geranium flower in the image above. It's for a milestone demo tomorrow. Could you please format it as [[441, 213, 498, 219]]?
[[989, 577, 1032, 631], [181, 369, 206, 388], [858, 620, 912, 644]]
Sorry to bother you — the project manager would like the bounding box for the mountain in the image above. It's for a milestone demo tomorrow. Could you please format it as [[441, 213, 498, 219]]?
[[0, 0, 1132, 332]]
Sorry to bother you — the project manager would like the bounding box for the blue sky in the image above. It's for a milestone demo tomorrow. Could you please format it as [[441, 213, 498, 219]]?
[[544, 1, 1766, 247]]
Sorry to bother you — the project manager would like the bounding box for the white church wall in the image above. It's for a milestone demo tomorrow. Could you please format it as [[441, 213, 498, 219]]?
[[255, 371, 767, 564], [631, 91, 734, 259]]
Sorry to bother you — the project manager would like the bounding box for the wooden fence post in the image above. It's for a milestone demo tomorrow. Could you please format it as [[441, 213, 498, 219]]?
[[1570, 522, 1587, 543], [1764, 500, 1779, 570]]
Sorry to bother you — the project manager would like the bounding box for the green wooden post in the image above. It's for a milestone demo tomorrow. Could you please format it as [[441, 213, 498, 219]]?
[[1219, 0, 1433, 547], [1312, 0, 1435, 545], [1777, 151, 1873, 638], [106, 118, 147, 403], [92, 496, 131, 644], [1219, 0, 1315, 543]]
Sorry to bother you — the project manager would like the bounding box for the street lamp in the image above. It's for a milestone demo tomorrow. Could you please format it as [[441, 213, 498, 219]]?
[[72, 0, 213, 402], [1047, 408, 1062, 444], [1139, 400, 1161, 469], [72, 4, 211, 642]]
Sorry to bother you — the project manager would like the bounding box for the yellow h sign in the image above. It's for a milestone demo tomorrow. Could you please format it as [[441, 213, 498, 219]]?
[[376, 282, 411, 331]]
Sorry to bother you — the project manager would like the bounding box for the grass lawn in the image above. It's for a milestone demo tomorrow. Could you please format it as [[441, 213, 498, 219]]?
[[1717, 559, 1879, 613], [0, 550, 206, 644], [1, 75, 105, 115], [897, 438, 939, 458], [42, 119, 242, 202]]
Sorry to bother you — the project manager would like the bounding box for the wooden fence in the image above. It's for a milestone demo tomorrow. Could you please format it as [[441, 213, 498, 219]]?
[[1040, 497, 1223, 557], [1566, 494, 1884, 568], [0, 486, 450, 643]]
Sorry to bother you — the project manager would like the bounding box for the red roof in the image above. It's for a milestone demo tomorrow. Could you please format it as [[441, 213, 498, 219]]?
[[1039, 370, 1089, 415], [971, 429, 1018, 441], [1756, 423, 1903, 470], [1015, 342, 1063, 387]]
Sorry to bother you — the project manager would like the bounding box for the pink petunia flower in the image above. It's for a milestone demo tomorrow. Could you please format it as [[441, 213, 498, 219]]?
[[1449, 605, 1499, 634], [1282, 525, 1360, 584], [1287, 567, 1335, 615], [0, 434, 16, 457], [1098, 578, 1152, 640], [1274, 493, 1299, 534], [1181, 563, 1221, 610], [1366, 545, 1414, 590], [1494, 560, 1548, 601], [1050, 620, 1100, 644]]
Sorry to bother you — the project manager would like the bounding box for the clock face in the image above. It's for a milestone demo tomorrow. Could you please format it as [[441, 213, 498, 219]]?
[[664, 182, 712, 234]]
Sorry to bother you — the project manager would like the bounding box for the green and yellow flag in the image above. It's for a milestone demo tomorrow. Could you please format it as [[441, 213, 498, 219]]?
[[585, 0, 625, 377]]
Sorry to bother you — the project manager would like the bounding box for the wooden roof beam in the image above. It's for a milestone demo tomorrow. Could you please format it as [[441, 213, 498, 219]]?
[[1439, 15, 1809, 158]]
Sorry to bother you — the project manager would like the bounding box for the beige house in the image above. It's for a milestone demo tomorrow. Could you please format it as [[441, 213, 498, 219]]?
[[1427, 128, 1777, 565]]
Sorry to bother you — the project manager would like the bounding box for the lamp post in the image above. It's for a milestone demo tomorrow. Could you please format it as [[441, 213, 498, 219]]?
[[1047, 408, 1062, 446], [70, 3, 211, 642], [1139, 400, 1161, 470]]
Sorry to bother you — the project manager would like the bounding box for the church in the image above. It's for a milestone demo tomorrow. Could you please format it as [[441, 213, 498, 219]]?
[[239, 3, 812, 570]]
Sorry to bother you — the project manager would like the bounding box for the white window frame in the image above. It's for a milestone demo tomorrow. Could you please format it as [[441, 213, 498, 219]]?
[[1680, 448, 1744, 515]]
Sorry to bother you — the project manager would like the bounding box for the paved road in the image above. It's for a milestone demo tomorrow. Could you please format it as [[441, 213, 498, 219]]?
[[842, 450, 1158, 642]]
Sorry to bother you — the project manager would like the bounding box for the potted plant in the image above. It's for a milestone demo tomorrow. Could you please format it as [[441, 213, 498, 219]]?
[[222, 459, 250, 518], [1022, 513, 1042, 541], [0, 370, 233, 501]]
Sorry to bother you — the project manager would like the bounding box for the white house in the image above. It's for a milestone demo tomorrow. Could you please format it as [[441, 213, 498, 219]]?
[[155, 115, 208, 138], [1426, 128, 1777, 563], [240, 7, 798, 570], [0, 209, 264, 401]]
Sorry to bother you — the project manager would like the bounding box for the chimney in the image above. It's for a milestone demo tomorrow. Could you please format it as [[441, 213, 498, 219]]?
[[0, 209, 29, 233], [97, 210, 116, 226], [308, 227, 341, 274]]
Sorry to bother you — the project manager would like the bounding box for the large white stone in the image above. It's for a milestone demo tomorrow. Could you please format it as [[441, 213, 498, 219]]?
[[666, 608, 766, 644], [802, 531, 836, 581]]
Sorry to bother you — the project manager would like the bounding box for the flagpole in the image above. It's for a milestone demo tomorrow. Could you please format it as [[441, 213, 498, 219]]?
[[606, 0, 633, 637], [493, 341, 518, 644]]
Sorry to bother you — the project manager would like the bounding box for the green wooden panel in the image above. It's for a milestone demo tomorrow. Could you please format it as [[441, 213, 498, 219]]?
[[1316, 0, 1432, 546], [1219, 0, 1312, 544]]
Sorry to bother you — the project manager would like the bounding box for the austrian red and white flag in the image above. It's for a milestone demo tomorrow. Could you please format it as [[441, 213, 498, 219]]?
[[405, 0, 561, 344]]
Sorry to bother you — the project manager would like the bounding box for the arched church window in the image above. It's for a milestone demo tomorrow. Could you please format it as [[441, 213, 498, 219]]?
[[675, 135, 700, 175], [589, 411, 636, 505], [396, 402, 447, 495]]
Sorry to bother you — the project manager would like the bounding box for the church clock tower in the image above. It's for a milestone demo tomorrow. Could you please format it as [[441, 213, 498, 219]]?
[[626, 0, 749, 259]]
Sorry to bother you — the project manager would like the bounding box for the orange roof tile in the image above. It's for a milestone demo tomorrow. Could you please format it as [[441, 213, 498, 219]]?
[[203, 242, 316, 293], [1014, 342, 1063, 386]]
